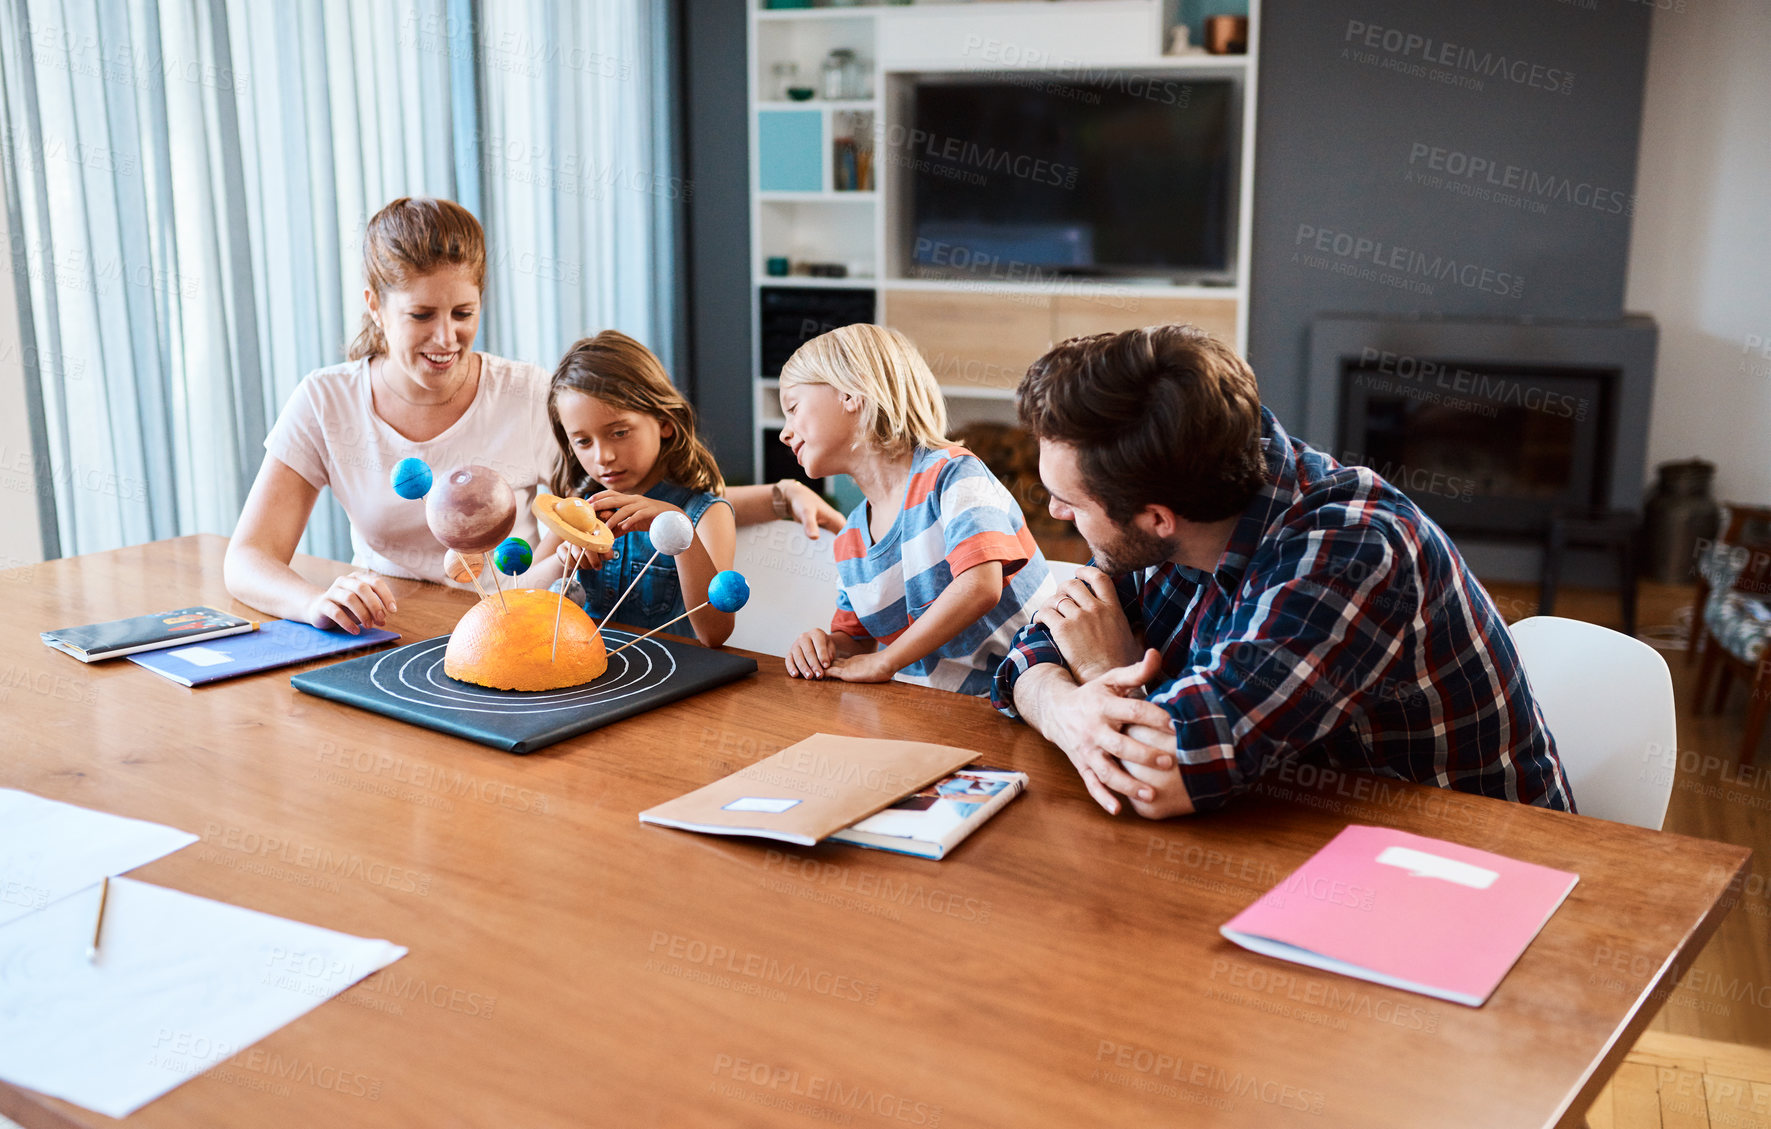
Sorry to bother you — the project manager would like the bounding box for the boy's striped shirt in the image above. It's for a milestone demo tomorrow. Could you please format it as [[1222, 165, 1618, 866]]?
[[832, 446, 1054, 696]]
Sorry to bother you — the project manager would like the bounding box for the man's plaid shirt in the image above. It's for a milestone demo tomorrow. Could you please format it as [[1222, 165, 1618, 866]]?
[[991, 409, 1574, 814]]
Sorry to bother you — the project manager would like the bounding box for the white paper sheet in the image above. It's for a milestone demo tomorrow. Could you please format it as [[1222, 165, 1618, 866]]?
[[169, 646, 231, 666], [0, 877, 407, 1117], [0, 789, 198, 926]]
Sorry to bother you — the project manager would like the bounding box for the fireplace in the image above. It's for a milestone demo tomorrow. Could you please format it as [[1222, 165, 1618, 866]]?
[[1305, 315, 1657, 581], [1338, 359, 1613, 538]]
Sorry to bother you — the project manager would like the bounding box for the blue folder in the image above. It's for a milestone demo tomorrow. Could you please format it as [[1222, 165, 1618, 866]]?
[[129, 619, 400, 686]]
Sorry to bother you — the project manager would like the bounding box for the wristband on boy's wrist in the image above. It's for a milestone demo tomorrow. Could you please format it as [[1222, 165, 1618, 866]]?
[[771, 480, 794, 521]]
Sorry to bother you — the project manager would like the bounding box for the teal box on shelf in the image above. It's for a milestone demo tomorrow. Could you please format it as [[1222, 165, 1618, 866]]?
[[758, 110, 823, 193]]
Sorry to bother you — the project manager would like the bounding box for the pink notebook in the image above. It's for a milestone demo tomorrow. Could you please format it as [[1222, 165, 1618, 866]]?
[[1220, 825, 1578, 1007]]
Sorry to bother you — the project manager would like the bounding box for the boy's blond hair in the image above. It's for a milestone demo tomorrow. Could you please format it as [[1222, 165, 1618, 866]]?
[[779, 324, 949, 455]]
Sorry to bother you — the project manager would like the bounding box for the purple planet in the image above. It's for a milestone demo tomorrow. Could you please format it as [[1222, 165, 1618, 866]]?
[[425, 465, 517, 553]]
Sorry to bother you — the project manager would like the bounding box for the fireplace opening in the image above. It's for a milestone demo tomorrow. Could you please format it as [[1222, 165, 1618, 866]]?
[[1336, 359, 1615, 538]]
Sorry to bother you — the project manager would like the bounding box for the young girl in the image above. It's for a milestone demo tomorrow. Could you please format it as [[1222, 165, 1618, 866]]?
[[779, 324, 1053, 695], [530, 331, 737, 647]]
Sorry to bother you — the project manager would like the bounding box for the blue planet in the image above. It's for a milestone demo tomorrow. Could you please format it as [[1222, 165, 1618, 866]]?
[[492, 536, 533, 575], [390, 457, 433, 500], [707, 570, 750, 613]]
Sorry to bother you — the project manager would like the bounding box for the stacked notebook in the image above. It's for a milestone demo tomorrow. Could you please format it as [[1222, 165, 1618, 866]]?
[[42, 608, 399, 685], [640, 734, 1026, 859], [42, 607, 255, 662], [831, 768, 1026, 859]]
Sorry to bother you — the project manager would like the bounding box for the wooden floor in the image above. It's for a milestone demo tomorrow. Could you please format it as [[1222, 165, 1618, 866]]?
[[1582, 1032, 1771, 1129], [1485, 578, 1771, 1054]]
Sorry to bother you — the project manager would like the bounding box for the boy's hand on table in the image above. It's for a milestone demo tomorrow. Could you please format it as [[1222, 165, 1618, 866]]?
[[823, 649, 898, 684], [787, 629, 837, 679], [1032, 565, 1141, 683]]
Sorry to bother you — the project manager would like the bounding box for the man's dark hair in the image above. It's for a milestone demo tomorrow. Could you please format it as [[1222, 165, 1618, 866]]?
[[1017, 324, 1269, 524]]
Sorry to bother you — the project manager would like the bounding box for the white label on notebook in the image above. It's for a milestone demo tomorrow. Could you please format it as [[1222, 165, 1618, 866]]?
[[172, 647, 231, 667], [1375, 845, 1498, 889], [722, 797, 800, 814]]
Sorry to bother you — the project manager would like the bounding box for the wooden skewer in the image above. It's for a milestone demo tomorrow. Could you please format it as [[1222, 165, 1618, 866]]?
[[486, 556, 509, 613], [551, 545, 584, 662], [599, 509, 699, 628], [600, 550, 660, 629], [607, 600, 710, 657], [467, 571, 493, 605], [460, 557, 494, 605]]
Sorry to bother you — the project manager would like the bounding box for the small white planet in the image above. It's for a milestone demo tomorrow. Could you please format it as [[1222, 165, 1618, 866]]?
[[650, 510, 695, 557]]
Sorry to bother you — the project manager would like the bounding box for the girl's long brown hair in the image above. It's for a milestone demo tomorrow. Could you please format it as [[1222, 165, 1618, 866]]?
[[547, 330, 724, 498], [348, 197, 487, 361]]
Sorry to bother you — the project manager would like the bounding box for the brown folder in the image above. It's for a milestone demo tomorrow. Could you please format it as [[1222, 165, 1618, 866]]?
[[638, 733, 980, 845]]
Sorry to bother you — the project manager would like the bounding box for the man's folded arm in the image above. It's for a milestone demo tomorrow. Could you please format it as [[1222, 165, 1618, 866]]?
[[1149, 528, 1410, 811]]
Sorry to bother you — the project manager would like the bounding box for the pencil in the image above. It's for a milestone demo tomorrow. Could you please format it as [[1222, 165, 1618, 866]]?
[[87, 876, 110, 962]]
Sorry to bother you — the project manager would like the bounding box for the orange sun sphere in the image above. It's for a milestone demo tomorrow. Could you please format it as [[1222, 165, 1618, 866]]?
[[444, 589, 608, 691]]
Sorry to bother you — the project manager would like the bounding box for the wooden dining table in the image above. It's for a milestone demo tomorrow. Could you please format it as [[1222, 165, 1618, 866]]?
[[0, 535, 1750, 1129]]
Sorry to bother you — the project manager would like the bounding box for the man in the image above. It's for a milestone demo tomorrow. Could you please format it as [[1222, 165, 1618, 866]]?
[[991, 325, 1574, 819]]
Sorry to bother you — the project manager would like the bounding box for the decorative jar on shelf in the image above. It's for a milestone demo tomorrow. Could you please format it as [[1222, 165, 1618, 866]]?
[[769, 61, 799, 102], [822, 49, 863, 101]]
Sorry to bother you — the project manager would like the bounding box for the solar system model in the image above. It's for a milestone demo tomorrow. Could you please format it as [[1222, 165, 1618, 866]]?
[[388, 458, 749, 693]]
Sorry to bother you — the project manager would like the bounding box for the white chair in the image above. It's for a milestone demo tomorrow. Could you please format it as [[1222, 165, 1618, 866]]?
[[726, 520, 841, 657], [1032, 559, 1082, 612], [1508, 615, 1677, 830]]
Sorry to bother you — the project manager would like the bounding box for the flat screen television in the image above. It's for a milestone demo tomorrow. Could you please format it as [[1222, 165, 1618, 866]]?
[[902, 74, 1239, 284]]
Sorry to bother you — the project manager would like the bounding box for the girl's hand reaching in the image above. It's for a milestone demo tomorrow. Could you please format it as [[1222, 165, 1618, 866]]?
[[589, 491, 687, 539], [554, 539, 610, 572], [778, 480, 844, 540]]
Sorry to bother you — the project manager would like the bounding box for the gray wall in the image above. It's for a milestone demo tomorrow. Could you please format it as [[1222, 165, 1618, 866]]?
[[682, 0, 1656, 473], [681, 0, 755, 483], [1248, 0, 1652, 434]]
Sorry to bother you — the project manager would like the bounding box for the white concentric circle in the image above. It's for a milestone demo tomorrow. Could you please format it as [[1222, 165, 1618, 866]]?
[[365, 631, 677, 715]]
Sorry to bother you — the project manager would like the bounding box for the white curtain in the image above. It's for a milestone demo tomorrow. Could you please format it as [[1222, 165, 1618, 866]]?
[[0, 0, 679, 560], [475, 2, 681, 379]]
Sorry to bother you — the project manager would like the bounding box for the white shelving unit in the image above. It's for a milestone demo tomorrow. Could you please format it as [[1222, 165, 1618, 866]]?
[[747, 0, 1263, 486]]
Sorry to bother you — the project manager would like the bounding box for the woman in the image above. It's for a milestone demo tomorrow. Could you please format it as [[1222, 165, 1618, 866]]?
[[225, 196, 837, 633]]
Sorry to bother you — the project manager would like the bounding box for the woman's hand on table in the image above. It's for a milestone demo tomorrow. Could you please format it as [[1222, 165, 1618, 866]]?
[[305, 570, 396, 634]]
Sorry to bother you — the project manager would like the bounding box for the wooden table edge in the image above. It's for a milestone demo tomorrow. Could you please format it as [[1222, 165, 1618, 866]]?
[[1548, 840, 1754, 1129], [0, 1081, 88, 1129]]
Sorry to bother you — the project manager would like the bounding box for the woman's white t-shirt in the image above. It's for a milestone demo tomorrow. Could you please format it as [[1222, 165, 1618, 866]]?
[[263, 353, 555, 586]]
